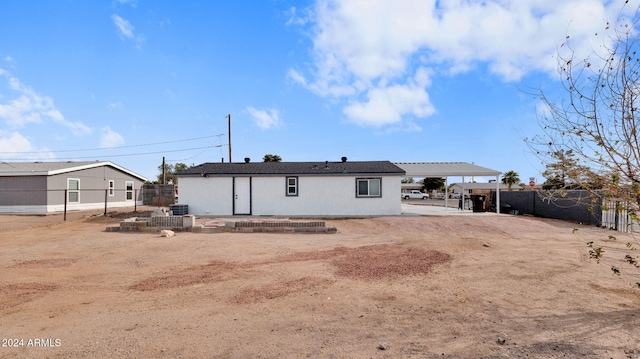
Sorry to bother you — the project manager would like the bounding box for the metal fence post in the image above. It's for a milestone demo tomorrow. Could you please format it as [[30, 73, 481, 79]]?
[[64, 189, 68, 221]]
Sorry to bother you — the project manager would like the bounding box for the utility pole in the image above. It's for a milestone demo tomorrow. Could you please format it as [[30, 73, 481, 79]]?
[[162, 156, 166, 184], [227, 114, 232, 163]]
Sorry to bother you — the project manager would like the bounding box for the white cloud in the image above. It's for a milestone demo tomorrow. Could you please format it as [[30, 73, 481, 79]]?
[[108, 101, 123, 110], [1, 77, 49, 126], [0, 131, 54, 160], [427, 0, 616, 80], [0, 93, 42, 126], [344, 67, 434, 126], [0, 74, 92, 135], [111, 14, 145, 48], [0, 131, 32, 154], [287, 69, 308, 87], [100, 126, 125, 148], [113, 0, 137, 7], [291, 0, 631, 127], [246, 107, 283, 130], [159, 17, 171, 27], [112, 14, 134, 38], [61, 120, 92, 136], [286, 6, 311, 27]]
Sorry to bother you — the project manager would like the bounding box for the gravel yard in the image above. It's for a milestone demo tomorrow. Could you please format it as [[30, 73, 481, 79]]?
[[0, 209, 638, 358]]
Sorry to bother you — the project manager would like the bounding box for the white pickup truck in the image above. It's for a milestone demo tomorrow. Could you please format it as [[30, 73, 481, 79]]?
[[401, 190, 428, 200]]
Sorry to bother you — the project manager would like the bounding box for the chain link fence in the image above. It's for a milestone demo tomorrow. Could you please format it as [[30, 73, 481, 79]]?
[[601, 199, 639, 233], [0, 188, 147, 220]]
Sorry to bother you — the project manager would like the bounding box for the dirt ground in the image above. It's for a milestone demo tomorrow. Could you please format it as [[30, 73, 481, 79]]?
[[0, 208, 639, 358]]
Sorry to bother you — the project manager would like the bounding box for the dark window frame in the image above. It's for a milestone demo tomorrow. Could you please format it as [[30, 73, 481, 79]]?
[[125, 181, 134, 201], [356, 177, 382, 198], [67, 178, 80, 203], [286, 176, 298, 196]]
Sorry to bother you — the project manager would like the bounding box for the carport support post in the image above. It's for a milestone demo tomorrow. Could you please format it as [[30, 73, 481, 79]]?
[[444, 177, 449, 209], [496, 175, 500, 214], [461, 176, 465, 210]]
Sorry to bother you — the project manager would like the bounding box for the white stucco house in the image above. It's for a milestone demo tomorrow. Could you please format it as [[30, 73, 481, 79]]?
[[174, 159, 406, 216]]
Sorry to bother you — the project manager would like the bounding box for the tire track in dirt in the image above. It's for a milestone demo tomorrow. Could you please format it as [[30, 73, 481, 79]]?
[[0, 283, 58, 311], [128, 244, 452, 304], [8, 258, 78, 268]]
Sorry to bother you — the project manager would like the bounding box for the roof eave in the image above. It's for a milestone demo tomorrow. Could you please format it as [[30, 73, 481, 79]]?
[[176, 172, 405, 177], [49, 161, 148, 182], [0, 161, 148, 182]]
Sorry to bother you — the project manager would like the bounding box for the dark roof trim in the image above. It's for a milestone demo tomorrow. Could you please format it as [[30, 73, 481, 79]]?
[[176, 161, 406, 177]]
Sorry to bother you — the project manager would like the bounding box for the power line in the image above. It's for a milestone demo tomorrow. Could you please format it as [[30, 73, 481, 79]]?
[[215, 133, 225, 161], [167, 147, 214, 163], [4, 146, 216, 161], [0, 135, 220, 154]]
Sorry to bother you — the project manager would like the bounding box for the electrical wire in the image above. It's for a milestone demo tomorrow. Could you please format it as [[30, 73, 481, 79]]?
[[167, 147, 213, 162], [168, 135, 228, 163], [0, 135, 220, 154], [4, 146, 216, 161]]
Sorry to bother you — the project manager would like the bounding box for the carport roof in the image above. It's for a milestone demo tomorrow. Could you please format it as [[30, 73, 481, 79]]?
[[393, 162, 501, 178]]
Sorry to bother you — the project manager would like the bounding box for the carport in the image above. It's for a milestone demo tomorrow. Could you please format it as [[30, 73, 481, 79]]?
[[393, 162, 502, 214]]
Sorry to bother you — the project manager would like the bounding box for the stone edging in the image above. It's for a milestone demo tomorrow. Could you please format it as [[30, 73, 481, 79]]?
[[106, 216, 337, 234]]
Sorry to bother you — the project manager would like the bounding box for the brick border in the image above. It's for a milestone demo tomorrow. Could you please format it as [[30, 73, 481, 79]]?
[[106, 217, 336, 234]]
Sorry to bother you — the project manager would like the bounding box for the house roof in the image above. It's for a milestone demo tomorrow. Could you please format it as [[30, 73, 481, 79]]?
[[393, 162, 501, 177], [176, 161, 406, 177], [0, 161, 148, 181]]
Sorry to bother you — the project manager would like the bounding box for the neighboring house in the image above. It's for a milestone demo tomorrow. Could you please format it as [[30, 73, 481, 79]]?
[[0, 161, 147, 214], [449, 182, 509, 196], [175, 159, 406, 216]]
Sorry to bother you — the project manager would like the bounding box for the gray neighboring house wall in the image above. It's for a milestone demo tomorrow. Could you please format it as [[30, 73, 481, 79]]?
[[175, 160, 406, 216], [0, 161, 147, 214]]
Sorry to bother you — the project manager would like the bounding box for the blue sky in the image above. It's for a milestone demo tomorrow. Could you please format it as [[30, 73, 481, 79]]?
[[0, 0, 634, 184]]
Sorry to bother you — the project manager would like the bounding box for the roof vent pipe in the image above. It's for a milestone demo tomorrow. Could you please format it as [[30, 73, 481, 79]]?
[[244, 157, 250, 163], [341, 157, 347, 162]]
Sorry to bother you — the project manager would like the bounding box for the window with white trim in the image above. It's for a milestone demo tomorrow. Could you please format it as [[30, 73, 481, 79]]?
[[356, 178, 381, 197], [108, 180, 115, 196], [286, 176, 298, 196], [125, 181, 134, 201], [68, 178, 80, 203]]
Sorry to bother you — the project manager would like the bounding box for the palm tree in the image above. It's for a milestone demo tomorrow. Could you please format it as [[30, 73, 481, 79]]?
[[501, 170, 520, 191], [263, 154, 282, 162]]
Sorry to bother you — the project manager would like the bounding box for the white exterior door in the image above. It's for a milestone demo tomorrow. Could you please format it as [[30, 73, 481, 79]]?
[[233, 177, 251, 215]]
